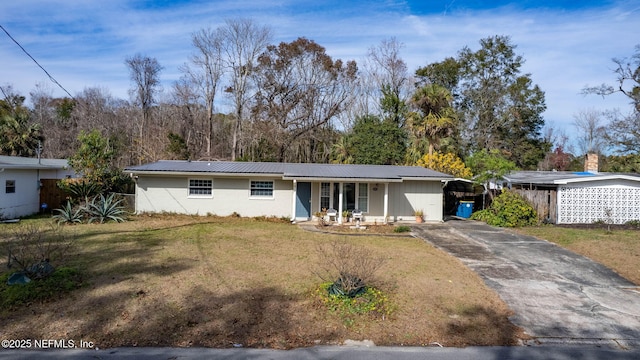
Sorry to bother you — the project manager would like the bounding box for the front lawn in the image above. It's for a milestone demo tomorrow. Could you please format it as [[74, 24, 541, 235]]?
[[515, 225, 640, 285], [0, 215, 522, 349]]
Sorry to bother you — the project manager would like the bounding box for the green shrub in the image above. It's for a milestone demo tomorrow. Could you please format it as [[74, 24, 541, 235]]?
[[0, 267, 83, 310], [470, 190, 537, 227], [315, 282, 394, 324], [393, 225, 411, 233], [625, 220, 640, 228]]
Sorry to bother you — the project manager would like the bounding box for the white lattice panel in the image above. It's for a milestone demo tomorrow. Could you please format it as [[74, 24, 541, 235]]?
[[557, 186, 640, 224]]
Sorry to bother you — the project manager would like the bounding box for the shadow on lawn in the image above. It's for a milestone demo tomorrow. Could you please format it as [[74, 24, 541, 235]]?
[[0, 221, 339, 349], [445, 305, 524, 346], [0, 218, 524, 349], [2, 284, 333, 349], [90, 285, 328, 349]]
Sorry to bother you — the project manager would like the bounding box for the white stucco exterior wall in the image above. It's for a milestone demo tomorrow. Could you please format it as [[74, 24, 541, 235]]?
[[0, 169, 41, 218], [134, 175, 293, 217]]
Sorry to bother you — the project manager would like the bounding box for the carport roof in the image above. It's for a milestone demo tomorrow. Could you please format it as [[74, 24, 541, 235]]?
[[504, 171, 640, 185], [125, 160, 453, 181]]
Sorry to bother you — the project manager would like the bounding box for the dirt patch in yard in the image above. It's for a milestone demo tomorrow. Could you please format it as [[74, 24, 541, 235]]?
[[0, 215, 524, 349]]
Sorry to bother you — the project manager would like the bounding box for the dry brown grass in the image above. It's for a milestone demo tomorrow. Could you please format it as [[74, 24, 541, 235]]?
[[515, 226, 640, 285], [0, 215, 522, 349]]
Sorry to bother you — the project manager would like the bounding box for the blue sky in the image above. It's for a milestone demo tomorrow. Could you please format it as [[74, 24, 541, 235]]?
[[1, 0, 638, 138]]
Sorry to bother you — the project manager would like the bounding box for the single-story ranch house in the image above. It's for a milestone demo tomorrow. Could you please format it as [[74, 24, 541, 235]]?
[[0, 155, 76, 219], [124, 160, 455, 223]]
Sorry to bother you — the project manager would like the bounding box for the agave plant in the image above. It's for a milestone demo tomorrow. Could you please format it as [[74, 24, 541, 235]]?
[[58, 179, 102, 204], [52, 201, 84, 224], [85, 193, 127, 223], [68, 180, 102, 203]]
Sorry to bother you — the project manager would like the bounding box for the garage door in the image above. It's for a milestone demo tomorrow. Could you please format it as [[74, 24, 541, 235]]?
[[557, 185, 640, 224]]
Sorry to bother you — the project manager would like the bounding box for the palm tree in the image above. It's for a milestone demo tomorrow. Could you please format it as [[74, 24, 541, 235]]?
[[330, 136, 353, 164], [0, 105, 44, 157], [406, 84, 458, 162]]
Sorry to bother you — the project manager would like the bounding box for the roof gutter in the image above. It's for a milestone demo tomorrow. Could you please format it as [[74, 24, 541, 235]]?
[[282, 176, 403, 182], [123, 170, 282, 178], [554, 174, 640, 185]]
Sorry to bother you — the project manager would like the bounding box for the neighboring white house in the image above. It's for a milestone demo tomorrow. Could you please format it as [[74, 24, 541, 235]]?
[[0, 155, 76, 219], [504, 171, 640, 224], [124, 161, 454, 223]]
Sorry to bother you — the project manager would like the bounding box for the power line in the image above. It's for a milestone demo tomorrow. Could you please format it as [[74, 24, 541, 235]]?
[[0, 24, 74, 99]]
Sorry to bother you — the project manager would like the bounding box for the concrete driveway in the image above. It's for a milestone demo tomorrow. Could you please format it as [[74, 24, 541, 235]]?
[[411, 219, 640, 349]]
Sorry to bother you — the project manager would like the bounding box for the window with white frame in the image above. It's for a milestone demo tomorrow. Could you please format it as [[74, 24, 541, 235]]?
[[357, 183, 368, 211], [250, 180, 273, 197], [321, 182, 369, 212], [5, 180, 16, 194], [188, 179, 212, 197], [320, 182, 331, 210]]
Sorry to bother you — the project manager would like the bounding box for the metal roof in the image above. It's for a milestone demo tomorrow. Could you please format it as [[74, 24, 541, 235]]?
[[125, 160, 453, 181], [0, 155, 69, 170], [504, 171, 640, 185]]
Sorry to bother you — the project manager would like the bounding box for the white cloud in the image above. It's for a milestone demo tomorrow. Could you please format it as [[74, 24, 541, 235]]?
[[404, 15, 431, 37]]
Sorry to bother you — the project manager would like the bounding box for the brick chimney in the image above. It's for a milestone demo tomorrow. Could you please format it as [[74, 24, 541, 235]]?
[[584, 153, 599, 173]]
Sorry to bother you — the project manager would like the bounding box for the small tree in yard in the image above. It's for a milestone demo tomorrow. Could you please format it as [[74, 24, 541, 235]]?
[[314, 240, 394, 321], [466, 149, 518, 189], [68, 129, 132, 193], [3, 223, 75, 280], [315, 240, 386, 297], [1, 224, 82, 308]]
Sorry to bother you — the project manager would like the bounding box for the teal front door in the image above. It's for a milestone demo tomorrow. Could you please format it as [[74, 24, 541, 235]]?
[[295, 182, 311, 218]]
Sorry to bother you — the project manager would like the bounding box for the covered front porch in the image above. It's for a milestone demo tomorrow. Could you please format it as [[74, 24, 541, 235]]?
[[289, 178, 445, 224]]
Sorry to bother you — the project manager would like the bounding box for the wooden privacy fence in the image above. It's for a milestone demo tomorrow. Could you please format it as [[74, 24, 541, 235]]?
[[513, 188, 557, 224], [39, 180, 135, 214], [39, 179, 67, 213]]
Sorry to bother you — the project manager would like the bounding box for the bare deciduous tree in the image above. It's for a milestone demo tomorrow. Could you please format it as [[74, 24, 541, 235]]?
[[583, 45, 640, 154], [365, 38, 410, 121], [252, 37, 358, 162], [218, 18, 272, 160], [181, 27, 225, 157], [125, 54, 163, 163], [573, 108, 608, 155]]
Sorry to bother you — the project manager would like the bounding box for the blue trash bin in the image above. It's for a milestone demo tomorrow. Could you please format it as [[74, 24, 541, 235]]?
[[456, 201, 474, 218]]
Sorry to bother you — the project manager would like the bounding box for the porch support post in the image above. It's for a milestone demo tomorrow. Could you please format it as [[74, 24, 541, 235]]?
[[291, 179, 297, 223], [338, 182, 344, 224], [384, 182, 389, 224]]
